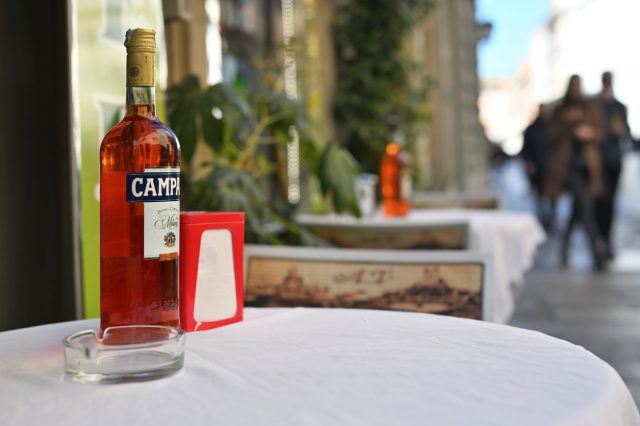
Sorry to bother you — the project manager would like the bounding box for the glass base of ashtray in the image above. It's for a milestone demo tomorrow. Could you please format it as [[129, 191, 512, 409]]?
[[63, 325, 185, 384]]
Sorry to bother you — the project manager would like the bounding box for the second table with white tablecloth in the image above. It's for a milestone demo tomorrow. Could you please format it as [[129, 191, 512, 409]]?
[[298, 209, 547, 323]]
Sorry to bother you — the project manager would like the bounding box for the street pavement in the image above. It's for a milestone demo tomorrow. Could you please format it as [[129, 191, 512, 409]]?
[[495, 152, 640, 405]]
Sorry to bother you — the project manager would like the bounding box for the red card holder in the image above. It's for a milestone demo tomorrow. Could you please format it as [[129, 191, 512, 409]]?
[[179, 212, 244, 332]]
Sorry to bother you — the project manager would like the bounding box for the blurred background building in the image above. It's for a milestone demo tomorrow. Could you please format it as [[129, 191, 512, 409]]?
[[478, 0, 640, 156], [9, 0, 638, 331], [0, 0, 492, 330], [412, 0, 490, 190]]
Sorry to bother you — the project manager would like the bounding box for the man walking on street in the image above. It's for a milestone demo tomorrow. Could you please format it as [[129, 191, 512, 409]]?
[[522, 104, 554, 230], [595, 71, 631, 259]]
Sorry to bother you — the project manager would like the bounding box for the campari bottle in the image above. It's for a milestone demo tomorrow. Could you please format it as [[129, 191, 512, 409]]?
[[99, 29, 181, 329]]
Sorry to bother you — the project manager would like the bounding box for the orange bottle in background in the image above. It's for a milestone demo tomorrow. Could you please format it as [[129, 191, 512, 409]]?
[[380, 131, 412, 217]]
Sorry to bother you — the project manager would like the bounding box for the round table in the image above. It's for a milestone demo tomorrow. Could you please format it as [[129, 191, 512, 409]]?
[[1, 308, 637, 426]]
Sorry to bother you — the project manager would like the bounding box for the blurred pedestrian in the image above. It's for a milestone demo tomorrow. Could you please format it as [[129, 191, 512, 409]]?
[[594, 71, 630, 259], [545, 75, 608, 270], [522, 104, 554, 229]]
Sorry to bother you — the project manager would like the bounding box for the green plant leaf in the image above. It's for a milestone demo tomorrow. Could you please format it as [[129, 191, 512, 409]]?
[[166, 75, 201, 164], [318, 142, 361, 216], [193, 166, 265, 209], [199, 88, 225, 153], [298, 128, 320, 174], [204, 84, 254, 151]]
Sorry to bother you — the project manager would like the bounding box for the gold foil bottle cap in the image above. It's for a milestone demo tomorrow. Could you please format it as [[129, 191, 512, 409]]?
[[124, 28, 156, 53], [125, 29, 156, 86]]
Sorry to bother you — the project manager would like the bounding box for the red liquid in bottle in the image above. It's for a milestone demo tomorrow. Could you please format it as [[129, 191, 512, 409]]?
[[100, 107, 180, 330]]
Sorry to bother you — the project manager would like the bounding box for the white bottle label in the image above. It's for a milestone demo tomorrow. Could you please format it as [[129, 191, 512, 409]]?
[[143, 200, 180, 259], [126, 167, 180, 260]]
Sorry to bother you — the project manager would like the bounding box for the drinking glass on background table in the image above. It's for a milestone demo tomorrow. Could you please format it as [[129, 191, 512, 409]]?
[[355, 174, 379, 217]]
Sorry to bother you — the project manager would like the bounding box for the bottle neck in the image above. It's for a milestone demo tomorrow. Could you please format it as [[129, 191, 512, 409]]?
[[126, 86, 156, 117]]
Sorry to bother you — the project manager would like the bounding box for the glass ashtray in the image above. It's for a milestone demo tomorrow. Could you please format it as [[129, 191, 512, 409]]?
[[63, 325, 185, 383]]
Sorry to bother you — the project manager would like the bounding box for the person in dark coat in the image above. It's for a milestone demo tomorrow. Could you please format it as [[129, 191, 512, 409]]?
[[545, 75, 607, 270], [522, 104, 554, 229], [594, 71, 630, 258]]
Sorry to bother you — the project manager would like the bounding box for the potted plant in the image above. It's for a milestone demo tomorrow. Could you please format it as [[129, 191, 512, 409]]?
[[166, 75, 361, 245]]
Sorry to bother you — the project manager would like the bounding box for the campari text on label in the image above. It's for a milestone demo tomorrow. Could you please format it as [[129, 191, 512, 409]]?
[[126, 171, 180, 202]]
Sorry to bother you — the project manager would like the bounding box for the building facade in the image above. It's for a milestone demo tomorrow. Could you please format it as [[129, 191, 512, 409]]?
[[413, 0, 490, 190]]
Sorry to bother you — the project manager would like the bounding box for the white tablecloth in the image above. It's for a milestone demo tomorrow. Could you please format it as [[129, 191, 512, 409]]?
[[298, 209, 547, 323], [408, 209, 546, 323], [1, 308, 637, 426]]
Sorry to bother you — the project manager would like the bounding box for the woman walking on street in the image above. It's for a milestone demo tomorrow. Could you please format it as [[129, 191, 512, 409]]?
[[545, 75, 608, 270]]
